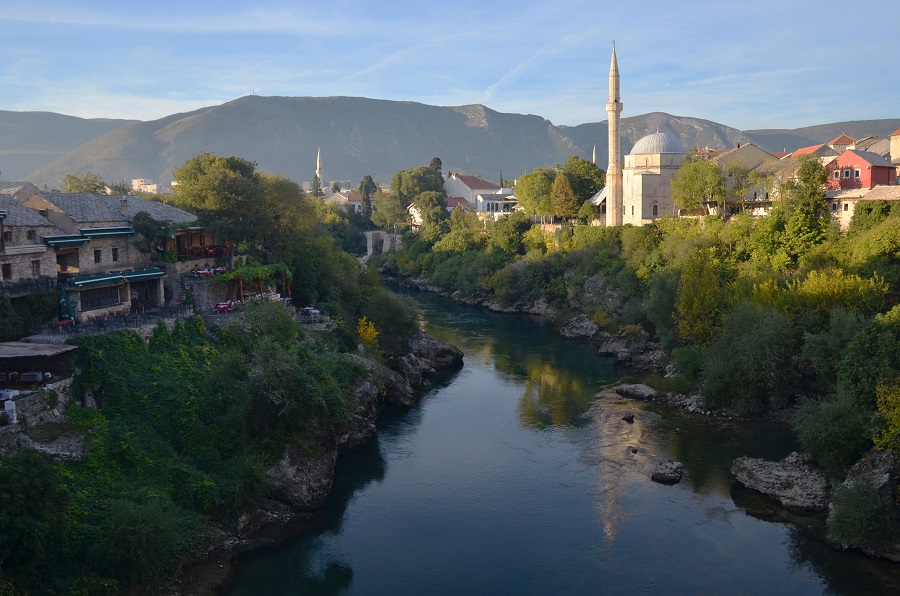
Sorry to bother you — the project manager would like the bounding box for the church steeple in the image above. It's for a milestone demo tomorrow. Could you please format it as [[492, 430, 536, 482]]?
[[605, 42, 623, 227]]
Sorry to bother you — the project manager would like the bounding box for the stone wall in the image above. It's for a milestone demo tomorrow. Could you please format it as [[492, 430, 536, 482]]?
[[10, 377, 74, 427]]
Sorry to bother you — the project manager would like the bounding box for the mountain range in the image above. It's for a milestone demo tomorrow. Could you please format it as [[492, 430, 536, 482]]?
[[1, 96, 897, 189]]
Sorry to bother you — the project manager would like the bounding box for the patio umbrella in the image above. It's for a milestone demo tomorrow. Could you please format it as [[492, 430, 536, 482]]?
[[58, 284, 75, 321]]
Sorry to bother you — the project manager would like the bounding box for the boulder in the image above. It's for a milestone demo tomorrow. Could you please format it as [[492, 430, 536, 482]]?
[[597, 330, 650, 363], [622, 413, 635, 423], [559, 314, 599, 339], [842, 449, 897, 505], [651, 461, 684, 484], [407, 333, 464, 372], [265, 445, 337, 511], [614, 384, 658, 401], [731, 452, 828, 512]]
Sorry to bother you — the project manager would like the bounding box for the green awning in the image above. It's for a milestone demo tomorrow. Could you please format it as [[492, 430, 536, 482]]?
[[68, 268, 164, 288], [79, 227, 134, 238], [70, 273, 125, 288], [44, 235, 90, 248], [120, 268, 165, 282]]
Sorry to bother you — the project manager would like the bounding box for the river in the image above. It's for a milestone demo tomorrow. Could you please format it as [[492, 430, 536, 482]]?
[[226, 290, 900, 595]]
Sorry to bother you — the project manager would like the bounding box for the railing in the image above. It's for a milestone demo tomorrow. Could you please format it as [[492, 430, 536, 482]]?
[[0, 277, 58, 297], [38, 303, 194, 337]]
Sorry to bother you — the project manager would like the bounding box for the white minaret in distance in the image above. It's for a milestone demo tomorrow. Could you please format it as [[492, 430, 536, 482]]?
[[592, 144, 597, 165], [606, 42, 623, 227], [316, 147, 323, 183]]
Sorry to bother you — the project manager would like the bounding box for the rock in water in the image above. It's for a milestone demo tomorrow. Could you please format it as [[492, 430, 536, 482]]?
[[651, 461, 684, 484], [622, 413, 635, 423], [614, 384, 658, 401], [731, 452, 828, 512], [559, 314, 599, 339]]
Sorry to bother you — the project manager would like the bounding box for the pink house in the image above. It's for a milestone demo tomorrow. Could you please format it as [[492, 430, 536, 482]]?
[[826, 150, 896, 190]]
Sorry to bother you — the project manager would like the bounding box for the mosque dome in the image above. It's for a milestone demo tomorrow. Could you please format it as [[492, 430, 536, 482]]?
[[629, 132, 686, 155]]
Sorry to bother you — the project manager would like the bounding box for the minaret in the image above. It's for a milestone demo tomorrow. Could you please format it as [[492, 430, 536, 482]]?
[[606, 42, 623, 227], [315, 147, 323, 183], [592, 144, 597, 165]]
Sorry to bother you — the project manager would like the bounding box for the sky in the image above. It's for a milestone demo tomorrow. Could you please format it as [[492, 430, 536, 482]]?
[[1, 1, 896, 131]]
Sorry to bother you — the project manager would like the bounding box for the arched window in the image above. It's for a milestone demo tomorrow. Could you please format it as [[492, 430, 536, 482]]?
[[652, 203, 658, 216]]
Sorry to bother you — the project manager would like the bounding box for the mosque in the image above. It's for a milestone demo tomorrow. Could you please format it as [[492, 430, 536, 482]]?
[[603, 44, 687, 226]]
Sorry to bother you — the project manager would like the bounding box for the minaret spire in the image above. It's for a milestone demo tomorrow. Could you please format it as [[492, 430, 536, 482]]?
[[316, 147, 322, 184], [606, 42, 623, 227], [592, 144, 597, 165]]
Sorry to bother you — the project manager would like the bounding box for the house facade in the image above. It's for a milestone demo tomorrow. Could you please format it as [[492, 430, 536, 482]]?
[[826, 150, 896, 190], [0, 196, 62, 295]]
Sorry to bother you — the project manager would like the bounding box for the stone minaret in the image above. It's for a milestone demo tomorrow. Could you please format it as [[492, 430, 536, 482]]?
[[592, 144, 597, 165], [316, 147, 323, 183], [606, 43, 623, 227]]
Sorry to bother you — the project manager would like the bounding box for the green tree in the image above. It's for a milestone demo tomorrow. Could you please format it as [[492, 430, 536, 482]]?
[[358, 175, 378, 220], [429, 157, 443, 178], [331, 181, 340, 193], [551, 171, 579, 221], [726, 164, 751, 212], [371, 193, 409, 233], [562, 155, 605, 203], [108, 179, 132, 195], [172, 153, 269, 244], [259, 173, 317, 261], [391, 166, 445, 206], [64, 171, 107, 193], [310, 174, 324, 198], [674, 250, 722, 345], [671, 156, 725, 213], [514, 168, 555, 221]]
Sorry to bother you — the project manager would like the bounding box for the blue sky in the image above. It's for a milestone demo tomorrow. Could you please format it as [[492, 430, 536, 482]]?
[[1, 1, 896, 130]]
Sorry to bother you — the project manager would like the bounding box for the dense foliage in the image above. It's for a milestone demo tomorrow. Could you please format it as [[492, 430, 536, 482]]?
[[376, 154, 900, 484]]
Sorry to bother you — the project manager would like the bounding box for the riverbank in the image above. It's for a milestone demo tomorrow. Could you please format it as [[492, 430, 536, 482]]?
[[167, 332, 463, 595]]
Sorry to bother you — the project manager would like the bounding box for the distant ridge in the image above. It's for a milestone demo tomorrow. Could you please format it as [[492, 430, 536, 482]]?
[[1, 96, 895, 188]]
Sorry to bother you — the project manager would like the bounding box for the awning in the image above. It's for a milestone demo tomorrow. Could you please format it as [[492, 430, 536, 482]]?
[[44, 235, 90, 248], [79, 227, 135, 238], [120, 268, 165, 282], [68, 268, 165, 288], [69, 273, 125, 288]]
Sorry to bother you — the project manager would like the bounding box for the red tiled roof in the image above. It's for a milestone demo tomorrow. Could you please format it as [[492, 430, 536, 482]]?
[[792, 144, 826, 156], [771, 152, 789, 159], [829, 133, 855, 145], [456, 174, 500, 191], [446, 197, 470, 208], [892, 128, 900, 136]]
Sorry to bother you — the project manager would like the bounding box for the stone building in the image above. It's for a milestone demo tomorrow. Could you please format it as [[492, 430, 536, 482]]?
[[622, 132, 687, 225], [0, 196, 61, 293]]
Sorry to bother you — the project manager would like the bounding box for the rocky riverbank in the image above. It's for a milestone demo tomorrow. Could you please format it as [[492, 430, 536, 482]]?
[[169, 332, 463, 595]]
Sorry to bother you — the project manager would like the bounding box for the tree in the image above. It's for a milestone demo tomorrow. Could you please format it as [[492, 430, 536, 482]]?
[[358, 175, 378, 220], [259, 173, 317, 261], [726, 164, 751, 213], [674, 250, 723, 345], [108, 179, 133, 195], [310, 174, 324, 198], [429, 157, 443, 179], [671, 156, 726, 214], [331, 181, 340, 193], [64, 171, 106, 193], [551, 171, 579, 221], [782, 155, 830, 262], [562, 155, 605, 203], [371, 194, 409, 233], [514, 168, 555, 221], [172, 152, 268, 244], [391, 166, 445, 206]]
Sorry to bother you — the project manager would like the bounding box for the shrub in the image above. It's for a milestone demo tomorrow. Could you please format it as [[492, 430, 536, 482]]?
[[827, 482, 898, 549], [701, 301, 798, 414], [362, 291, 420, 357], [794, 393, 875, 476]]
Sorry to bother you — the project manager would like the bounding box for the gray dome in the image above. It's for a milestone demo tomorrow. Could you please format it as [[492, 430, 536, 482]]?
[[630, 132, 686, 155]]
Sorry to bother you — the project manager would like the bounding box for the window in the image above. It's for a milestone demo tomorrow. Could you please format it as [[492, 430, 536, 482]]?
[[843, 169, 851, 178], [631, 206, 634, 215], [94, 249, 102, 264], [112, 247, 119, 262], [2, 231, 10, 242], [652, 204, 658, 216], [855, 169, 861, 178], [1, 263, 10, 280], [80, 286, 121, 311], [843, 203, 849, 212], [31, 260, 40, 277], [26, 230, 36, 241], [832, 202, 837, 212], [833, 170, 840, 179]]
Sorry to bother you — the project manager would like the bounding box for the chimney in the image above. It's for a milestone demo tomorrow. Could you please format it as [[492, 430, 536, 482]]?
[[120, 198, 128, 217]]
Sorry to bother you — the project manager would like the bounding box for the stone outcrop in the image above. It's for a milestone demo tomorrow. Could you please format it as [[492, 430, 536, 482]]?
[[614, 384, 658, 401], [391, 333, 464, 394], [731, 452, 829, 512], [559, 314, 599, 339], [596, 330, 651, 364], [265, 446, 338, 511], [651, 461, 684, 484]]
